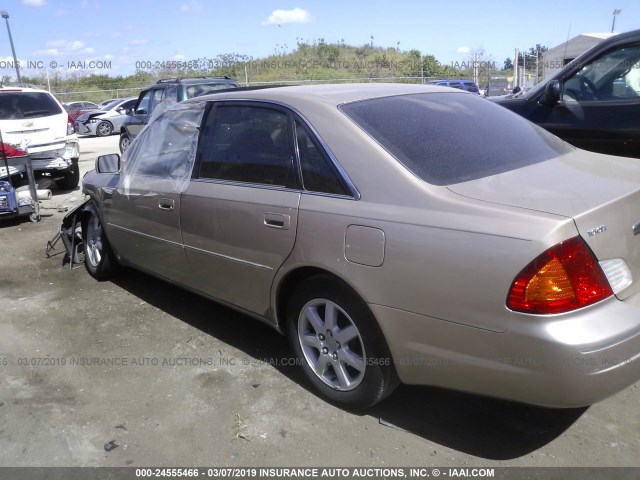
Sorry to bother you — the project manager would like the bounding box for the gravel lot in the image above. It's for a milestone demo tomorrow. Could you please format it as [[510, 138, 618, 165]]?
[[0, 136, 638, 468]]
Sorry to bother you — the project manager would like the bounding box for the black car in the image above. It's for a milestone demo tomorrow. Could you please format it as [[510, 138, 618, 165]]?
[[119, 76, 240, 152], [492, 29, 640, 158]]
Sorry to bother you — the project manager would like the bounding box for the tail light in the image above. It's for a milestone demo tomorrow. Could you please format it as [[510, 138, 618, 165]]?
[[67, 114, 76, 135], [507, 236, 612, 314]]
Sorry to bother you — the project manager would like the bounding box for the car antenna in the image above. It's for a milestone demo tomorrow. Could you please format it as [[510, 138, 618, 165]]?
[[563, 23, 572, 66]]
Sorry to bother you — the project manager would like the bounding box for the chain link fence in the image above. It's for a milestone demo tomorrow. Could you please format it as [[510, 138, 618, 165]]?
[[50, 76, 447, 103]]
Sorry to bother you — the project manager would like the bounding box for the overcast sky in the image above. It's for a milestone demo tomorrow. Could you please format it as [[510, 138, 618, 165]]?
[[1, 0, 638, 78]]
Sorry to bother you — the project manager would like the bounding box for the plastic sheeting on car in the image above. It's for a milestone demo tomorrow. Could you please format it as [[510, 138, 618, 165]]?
[[121, 101, 205, 195]]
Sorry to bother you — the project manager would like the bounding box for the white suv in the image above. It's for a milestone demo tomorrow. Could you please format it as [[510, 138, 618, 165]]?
[[0, 86, 80, 189]]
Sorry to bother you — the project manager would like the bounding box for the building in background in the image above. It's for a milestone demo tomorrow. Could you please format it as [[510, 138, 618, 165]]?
[[542, 33, 616, 79]]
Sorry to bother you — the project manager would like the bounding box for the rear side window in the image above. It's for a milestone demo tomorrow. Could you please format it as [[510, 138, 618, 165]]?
[[340, 93, 573, 185], [295, 120, 350, 196], [196, 105, 296, 187], [0, 92, 63, 119]]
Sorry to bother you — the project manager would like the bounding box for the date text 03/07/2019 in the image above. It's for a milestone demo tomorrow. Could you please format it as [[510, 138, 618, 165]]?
[[134, 467, 496, 478]]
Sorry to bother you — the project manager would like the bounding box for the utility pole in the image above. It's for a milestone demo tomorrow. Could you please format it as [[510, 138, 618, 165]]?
[[611, 9, 621, 33], [1, 11, 21, 83], [513, 48, 519, 89], [473, 50, 478, 86]]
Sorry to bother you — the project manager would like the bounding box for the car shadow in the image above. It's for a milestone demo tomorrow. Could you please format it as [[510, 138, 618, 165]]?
[[111, 269, 587, 460]]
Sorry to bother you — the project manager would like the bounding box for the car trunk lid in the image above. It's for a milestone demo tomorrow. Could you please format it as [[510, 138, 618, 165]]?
[[447, 149, 640, 299]]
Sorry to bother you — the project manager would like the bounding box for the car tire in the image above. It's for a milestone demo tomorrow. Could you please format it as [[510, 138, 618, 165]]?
[[119, 132, 131, 153], [286, 275, 399, 409], [83, 206, 120, 280], [96, 121, 113, 137], [56, 161, 80, 190]]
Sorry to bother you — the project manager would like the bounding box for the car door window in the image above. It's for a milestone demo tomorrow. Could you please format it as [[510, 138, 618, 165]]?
[[196, 105, 296, 188], [122, 102, 206, 193], [136, 91, 152, 114], [150, 88, 165, 113], [295, 120, 351, 196], [562, 44, 640, 102], [120, 99, 136, 112]]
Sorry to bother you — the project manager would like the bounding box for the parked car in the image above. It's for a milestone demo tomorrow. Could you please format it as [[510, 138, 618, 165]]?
[[1, 86, 80, 189], [99, 98, 118, 107], [426, 79, 480, 94], [76, 97, 137, 137], [492, 28, 640, 158], [63, 101, 100, 122], [81, 84, 640, 409], [119, 76, 240, 153]]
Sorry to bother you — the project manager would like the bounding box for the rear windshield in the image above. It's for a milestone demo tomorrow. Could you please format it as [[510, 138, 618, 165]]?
[[340, 93, 573, 185], [185, 83, 238, 99], [0, 92, 63, 120]]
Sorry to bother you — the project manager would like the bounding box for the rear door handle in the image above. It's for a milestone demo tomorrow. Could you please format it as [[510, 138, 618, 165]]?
[[158, 198, 175, 211], [264, 212, 290, 230]]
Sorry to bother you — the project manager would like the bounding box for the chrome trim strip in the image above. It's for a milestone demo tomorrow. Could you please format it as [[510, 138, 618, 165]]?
[[184, 244, 273, 271], [108, 223, 271, 270], [633, 220, 640, 236], [189, 177, 355, 200], [107, 223, 183, 248]]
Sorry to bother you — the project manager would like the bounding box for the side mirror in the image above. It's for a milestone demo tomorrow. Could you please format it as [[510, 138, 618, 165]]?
[[96, 154, 121, 174], [542, 80, 561, 105], [135, 109, 148, 115]]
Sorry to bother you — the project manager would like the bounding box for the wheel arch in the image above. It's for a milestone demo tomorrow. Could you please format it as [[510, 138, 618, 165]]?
[[274, 266, 371, 335]]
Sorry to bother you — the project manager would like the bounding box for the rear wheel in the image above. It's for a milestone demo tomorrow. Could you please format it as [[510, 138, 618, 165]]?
[[56, 161, 80, 190], [83, 208, 119, 280], [287, 275, 398, 409], [96, 121, 113, 137]]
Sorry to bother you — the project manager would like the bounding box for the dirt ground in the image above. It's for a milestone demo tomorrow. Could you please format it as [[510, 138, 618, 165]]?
[[0, 136, 638, 468]]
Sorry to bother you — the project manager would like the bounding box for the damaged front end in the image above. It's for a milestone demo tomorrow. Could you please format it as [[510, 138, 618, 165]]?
[[46, 199, 89, 268]]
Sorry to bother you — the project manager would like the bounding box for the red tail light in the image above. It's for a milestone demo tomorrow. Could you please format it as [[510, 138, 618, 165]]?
[[507, 236, 612, 314], [67, 114, 76, 135]]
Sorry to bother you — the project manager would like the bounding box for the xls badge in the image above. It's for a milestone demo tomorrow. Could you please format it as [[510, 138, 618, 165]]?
[[587, 225, 607, 237]]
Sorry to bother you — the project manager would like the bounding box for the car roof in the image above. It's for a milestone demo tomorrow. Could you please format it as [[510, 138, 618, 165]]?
[[0, 86, 51, 93], [188, 83, 462, 107], [430, 79, 475, 83], [154, 77, 238, 86]]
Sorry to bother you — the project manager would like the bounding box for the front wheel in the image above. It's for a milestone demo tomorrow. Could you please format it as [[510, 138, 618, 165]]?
[[83, 208, 119, 280], [287, 275, 398, 409], [96, 121, 113, 137]]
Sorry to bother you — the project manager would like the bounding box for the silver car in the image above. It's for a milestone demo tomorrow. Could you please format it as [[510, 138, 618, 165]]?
[[76, 97, 137, 137], [80, 84, 640, 409]]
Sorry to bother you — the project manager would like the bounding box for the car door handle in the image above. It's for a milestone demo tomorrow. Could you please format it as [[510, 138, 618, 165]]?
[[158, 198, 175, 211], [264, 212, 290, 230]]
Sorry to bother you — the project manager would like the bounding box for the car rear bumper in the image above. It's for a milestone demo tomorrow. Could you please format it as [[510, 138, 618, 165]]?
[[371, 295, 640, 407], [0, 165, 25, 180], [29, 140, 80, 171]]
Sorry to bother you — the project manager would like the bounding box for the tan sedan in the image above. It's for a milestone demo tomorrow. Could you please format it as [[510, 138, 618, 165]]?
[[80, 84, 640, 409]]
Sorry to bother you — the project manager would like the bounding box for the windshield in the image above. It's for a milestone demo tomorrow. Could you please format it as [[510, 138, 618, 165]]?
[[0, 92, 63, 120], [101, 99, 120, 110], [340, 93, 573, 185]]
